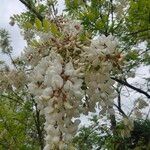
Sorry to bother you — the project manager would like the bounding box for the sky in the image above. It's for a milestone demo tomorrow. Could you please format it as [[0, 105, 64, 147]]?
[[0, 0, 65, 58], [0, 0, 26, 57]]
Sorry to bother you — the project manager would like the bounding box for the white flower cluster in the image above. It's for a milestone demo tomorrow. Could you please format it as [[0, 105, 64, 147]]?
[[63, 19, 83, 36], [21, 18, 83, 67], [84, 35, 118, 66], [83, 35, 118, 114], [22, 44, 50, 67], [84, 71, 116, 114], [20, 19, 85, 149], [28, 51, 83, 149], [22, 16, 120, 149]]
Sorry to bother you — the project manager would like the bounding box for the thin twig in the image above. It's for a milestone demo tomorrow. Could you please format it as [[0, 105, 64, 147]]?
[[114, 104, 128, 118], [111, 77, 150, 99]]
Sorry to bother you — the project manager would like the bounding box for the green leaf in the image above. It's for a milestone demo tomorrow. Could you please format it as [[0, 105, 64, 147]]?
[[43, 19, 50, 32], [126, 51, 139, 60], [50, 22, 60, 36], [35, 18, 42, 30], [23, 22, 33, 29], [95, 19, 105, 29], [30, 40, 39, 47]]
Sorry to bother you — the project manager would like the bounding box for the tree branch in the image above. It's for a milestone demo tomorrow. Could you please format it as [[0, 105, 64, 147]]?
[[19, 0, 43, 21], [111, 77, 150, 99], [127, 28, 150, 36], [0, 94, 22, 105], [114, 104, 128, 118]]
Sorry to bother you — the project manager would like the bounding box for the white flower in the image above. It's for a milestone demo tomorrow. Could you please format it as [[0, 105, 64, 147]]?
[[108, 108, 115, 114], [51, 74, 63, 90], [59, 142, 67, 150], [45, 135, 52, 142], [50, 51, 63, 63], [64, 102, 73, 109], [64, 134, 72, 141], [67, 125, 78, 134], [52, 136, 60, 143], [44, 106, 54, 114], [63, 19, 83, 35], [63, 80, 73, 91], [45, 124, 57, 133], [43, 144, 50, 150], [72, 78, 82, 90], [64, 62, 75, 76], [92, 57, 99, 67], [43, 87, 53, 97], [31, 71, 43, 82], [50, 60, 62, 74], [28, 83, 43, 96], [44, 70, 57, 87]]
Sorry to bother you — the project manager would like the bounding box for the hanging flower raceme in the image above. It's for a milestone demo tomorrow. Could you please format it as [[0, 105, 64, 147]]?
[[21, 16, 122, 149], [27, 51, 83, 149], [20, 17, 86, 149], [82, 35, 120, 114]]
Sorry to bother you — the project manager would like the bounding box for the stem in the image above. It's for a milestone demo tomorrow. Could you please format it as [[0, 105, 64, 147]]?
[[116, 86, 122, 109], [127, 28, 150, 36], [32, 99, 44, 149], [114, 104, 128, 118], [0, 94, 22, 105], [108, 106, 117, 135], [8, 53, 18, 70], [110, 0, 114, 35]]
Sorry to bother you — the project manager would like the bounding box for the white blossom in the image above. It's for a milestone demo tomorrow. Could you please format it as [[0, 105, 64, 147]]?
[[64, 61, 76, 76], [42, 87, 53, 97], [51, 74, 63, 90], [22, 17, 121, 149]]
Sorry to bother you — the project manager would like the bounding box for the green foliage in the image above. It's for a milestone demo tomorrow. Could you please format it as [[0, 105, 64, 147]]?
[[65, 0, 150, 46], [65, 0, 110, 35], [126, 50, 139, 61], [35, 18, 43, 30], [64, 0, 150, 78], [0, 93, 44, 149], [73, 127, 100, 150], [126, 0, 150, 40], [43, 19, 51, 32], [0, 29, 12, 54], [73, 118, 150, 150], [49, 22, 60, 36], [143, 51, 150, 65], [12, 1, 47, 28], [13, 12, 35, 28]]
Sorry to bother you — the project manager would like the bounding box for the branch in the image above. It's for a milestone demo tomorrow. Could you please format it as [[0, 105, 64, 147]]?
[[32, 98, 44, 149], [111, 77, 150, 99], [127, 28, 150, 36], [110, 0, 114, 35], [116, 87, 121, 109], [0, 94, 22, 105], [8, 53, 18, 70], [114, 104, 128, 118], [19, 0, 43, 21]]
